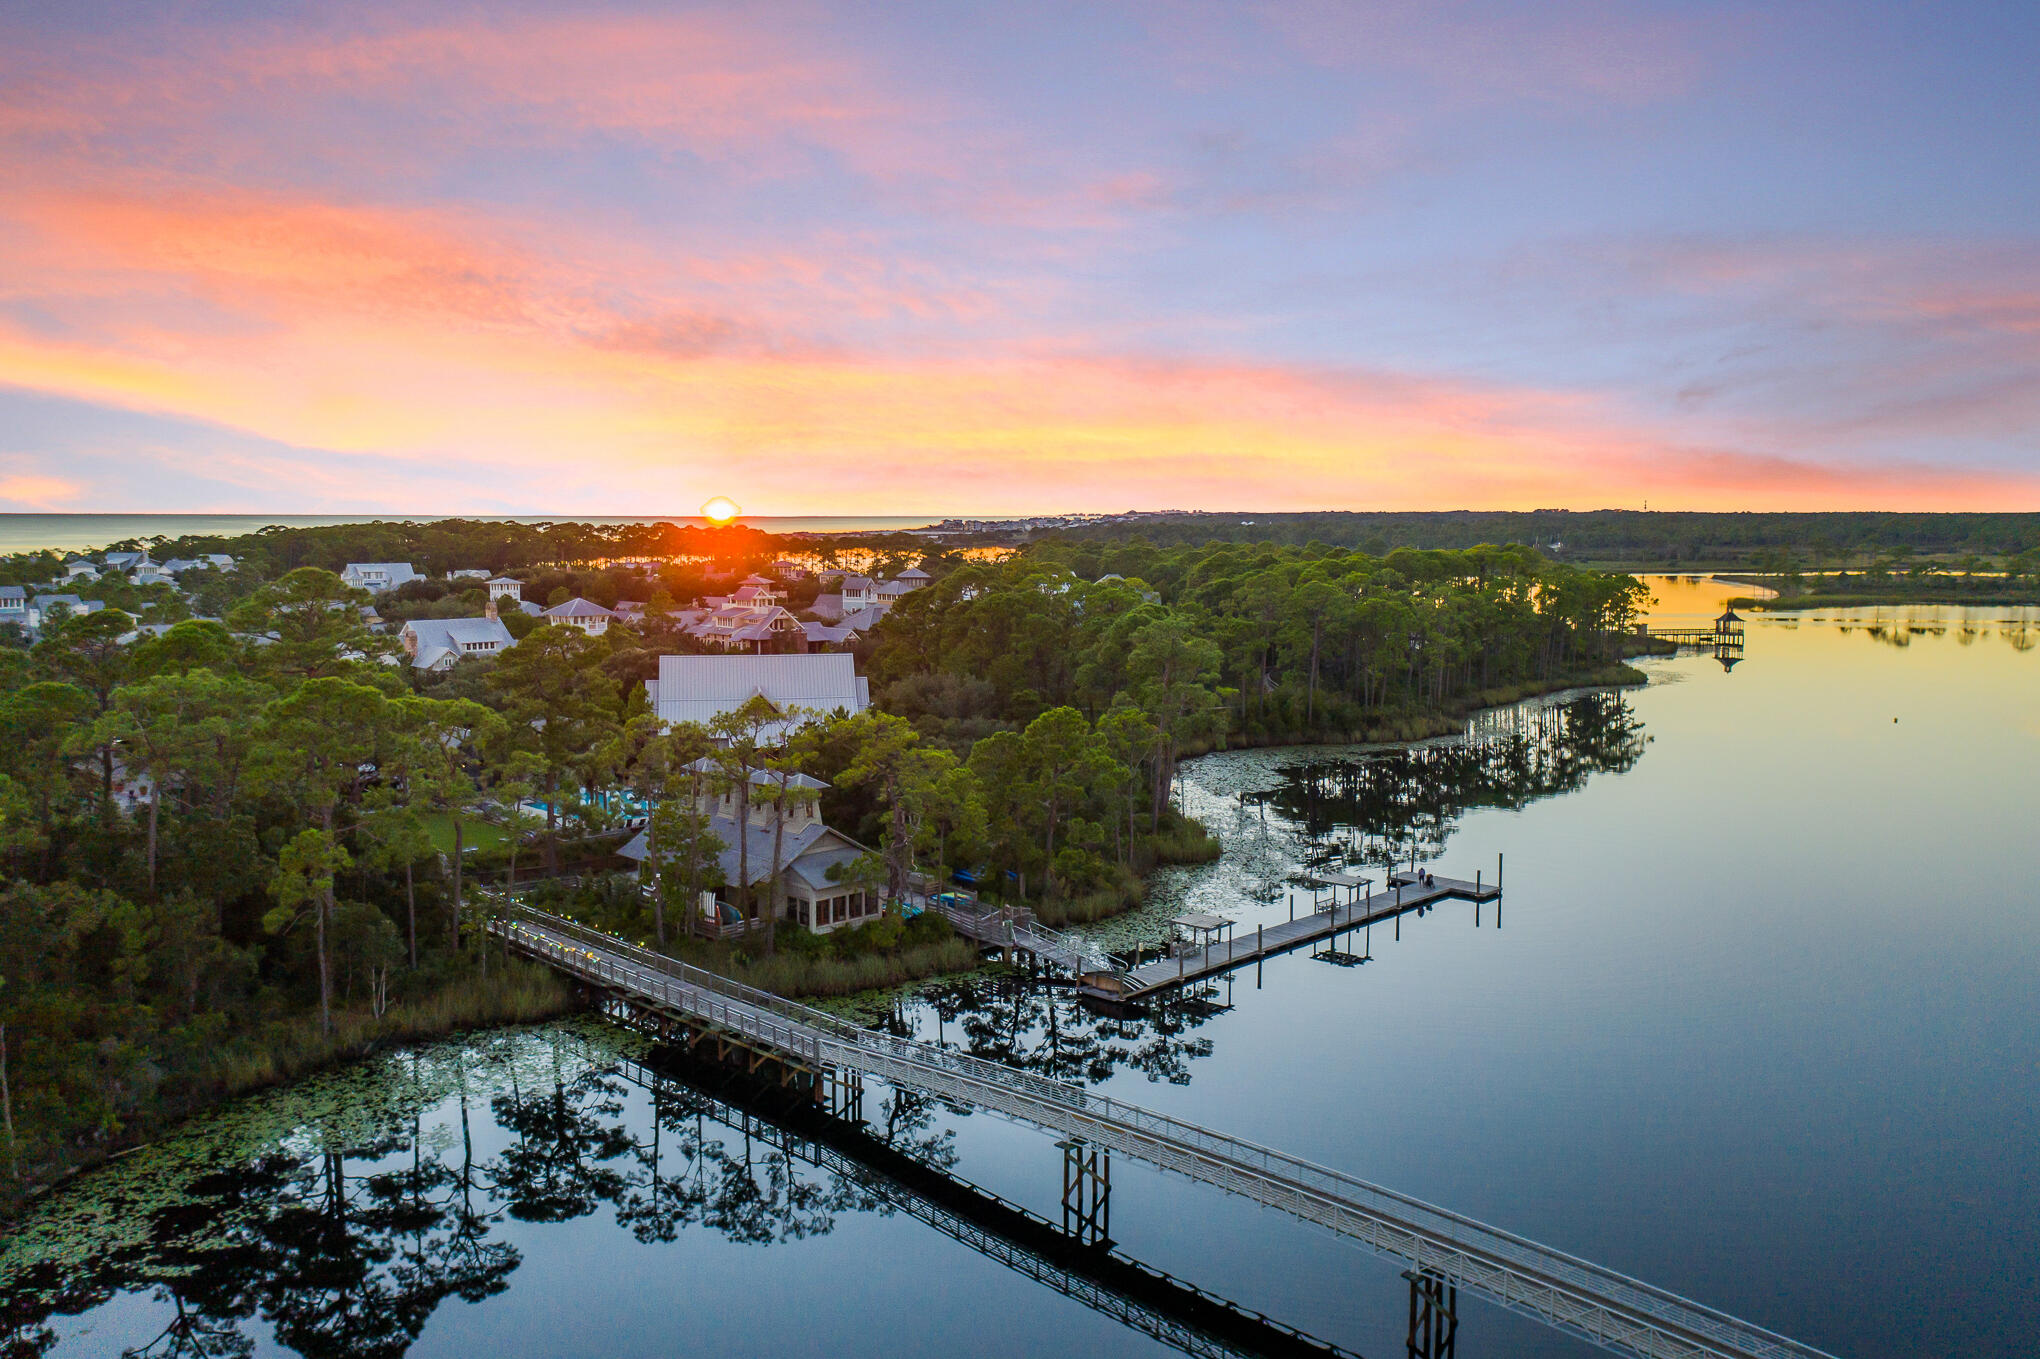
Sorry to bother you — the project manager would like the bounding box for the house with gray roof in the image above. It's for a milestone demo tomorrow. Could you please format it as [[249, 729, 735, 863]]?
[[341, 562, 421, 593], [643, 652, 869, 743], [800, 620, 862, 650], [26, 594, 106, 630], [542, 596, 618, 636], [616, 767, 879, 935], [401, 613, 516, 671]]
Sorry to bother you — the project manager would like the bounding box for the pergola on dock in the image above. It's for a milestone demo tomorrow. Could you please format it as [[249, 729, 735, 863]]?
[[1079, 866, 1502, 1002]]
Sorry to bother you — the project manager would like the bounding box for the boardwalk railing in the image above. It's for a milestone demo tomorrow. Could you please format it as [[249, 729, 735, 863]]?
[[496, 905, 1837, 1359], [927, 898, 1113, 975]]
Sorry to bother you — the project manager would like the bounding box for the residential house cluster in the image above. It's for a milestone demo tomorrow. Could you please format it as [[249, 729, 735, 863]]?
[[6, 548, 237, 638]]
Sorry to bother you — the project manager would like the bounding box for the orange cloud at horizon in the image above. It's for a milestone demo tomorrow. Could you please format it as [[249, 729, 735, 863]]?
[[2, 7, 2036, 515]]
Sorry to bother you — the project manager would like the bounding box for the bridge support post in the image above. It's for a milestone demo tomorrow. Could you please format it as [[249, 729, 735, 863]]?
[[1404, 1270, 1458, 1359], [820, 1066, 864, 1124], [1058, 1138, 1111, 1248]]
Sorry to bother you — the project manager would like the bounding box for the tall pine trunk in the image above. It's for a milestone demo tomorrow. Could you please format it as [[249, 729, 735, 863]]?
[[146, 783, 160, 896], [738, 776, 759, 929], [318, 808, 334, 1036], [1, 1021, 15, 1182], [765, 774, 789, 951], [450, 818, 464, 953]]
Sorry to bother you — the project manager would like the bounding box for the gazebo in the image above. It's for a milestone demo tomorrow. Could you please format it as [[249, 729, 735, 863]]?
[[1714, 608, 1745, 645], [1168, 911, 1233, 958]]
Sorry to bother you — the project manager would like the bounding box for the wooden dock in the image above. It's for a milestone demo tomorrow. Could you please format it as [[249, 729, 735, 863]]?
[[1083, 872, 1501, 1001]]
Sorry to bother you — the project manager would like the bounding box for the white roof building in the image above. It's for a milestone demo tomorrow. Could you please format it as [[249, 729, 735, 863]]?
[[645, 653, 869, 740]]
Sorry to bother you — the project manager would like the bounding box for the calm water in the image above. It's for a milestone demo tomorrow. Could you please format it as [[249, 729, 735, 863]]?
[[0, 514, 957, 555], [6, 579, 2037, 1358]]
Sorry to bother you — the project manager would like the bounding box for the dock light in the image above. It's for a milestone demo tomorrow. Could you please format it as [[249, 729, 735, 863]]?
[[701, 496, 740, 525]]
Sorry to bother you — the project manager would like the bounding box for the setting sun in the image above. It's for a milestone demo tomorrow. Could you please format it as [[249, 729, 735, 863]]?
[[700, 496, 741, 524]]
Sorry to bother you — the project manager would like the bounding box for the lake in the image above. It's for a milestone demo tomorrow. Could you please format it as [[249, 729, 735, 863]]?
[[6, 578, 2036, 1358]]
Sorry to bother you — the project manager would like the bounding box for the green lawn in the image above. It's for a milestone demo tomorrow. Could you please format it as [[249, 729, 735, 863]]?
[[419, 811, 510, 855]]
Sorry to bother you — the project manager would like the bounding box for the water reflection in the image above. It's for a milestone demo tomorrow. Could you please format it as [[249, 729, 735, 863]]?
[[890, 976, 1227, 1087], [0, 1030, 907, 1358], [0, 1026, 1352, 1359], [1259, 692, 1647, 873], [1828, 612, 2040, 652]]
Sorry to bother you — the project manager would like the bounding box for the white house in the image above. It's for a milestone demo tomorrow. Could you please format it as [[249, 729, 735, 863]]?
[[643, 652, 869, 742], [450, 568, 490, 580], [876, 566, 932, 602], [486, 575, 524, 602], [401, 612, 516, 670], [101, 551, 148, 571], [829, 565, 928, 611], [542, 596, 617, 635], [62, 559, 99, 582], [341, 562, 422, 593], [616, 766, 880, 935], [0, 586, 25, 620], [836, 574, 879, 611]]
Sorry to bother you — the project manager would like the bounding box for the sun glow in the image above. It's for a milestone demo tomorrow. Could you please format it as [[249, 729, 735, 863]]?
[[700, 495, 741, 524]]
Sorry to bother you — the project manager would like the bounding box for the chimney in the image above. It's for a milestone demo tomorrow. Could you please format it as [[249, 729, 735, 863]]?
[[485, 597, 498, 621]]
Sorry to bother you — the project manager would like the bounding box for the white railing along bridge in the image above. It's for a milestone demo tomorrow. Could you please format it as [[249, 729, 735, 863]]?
[[493, 905, 1837, 1359]]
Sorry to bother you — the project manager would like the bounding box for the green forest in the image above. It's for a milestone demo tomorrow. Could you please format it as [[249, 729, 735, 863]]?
[[1039, 509, 2040, 569], [0, 522, 1650, 1216]]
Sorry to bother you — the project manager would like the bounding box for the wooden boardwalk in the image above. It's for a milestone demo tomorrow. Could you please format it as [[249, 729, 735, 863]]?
[[1093, 873, 1502, 1001], [499, 902, 1839, 1359]]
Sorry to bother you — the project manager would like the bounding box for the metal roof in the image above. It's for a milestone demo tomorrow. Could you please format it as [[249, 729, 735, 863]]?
[[544, 596, 617, 618], [648, 653, 870, 737]]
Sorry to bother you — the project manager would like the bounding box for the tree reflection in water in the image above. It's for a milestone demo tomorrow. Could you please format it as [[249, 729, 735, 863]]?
[[866, 694, 1648, 1100], [1259, 691, 1647, 873], [0, 1026, 948, 1359]]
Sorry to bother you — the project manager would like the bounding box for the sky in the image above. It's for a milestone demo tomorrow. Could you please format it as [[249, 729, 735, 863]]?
[[2, 0, 2037, 515]]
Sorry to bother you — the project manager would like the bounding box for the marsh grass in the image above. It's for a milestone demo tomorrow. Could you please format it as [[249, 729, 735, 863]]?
[[10, 962, 575, 1216], [716, 938, 984, 998], [197, 965, 575, 1094]]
